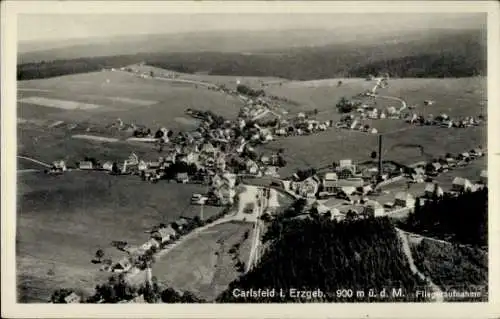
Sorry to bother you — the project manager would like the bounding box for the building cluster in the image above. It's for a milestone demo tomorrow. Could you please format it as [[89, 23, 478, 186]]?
[[407, 147, 485, 182], [405, 112, 484, 128]]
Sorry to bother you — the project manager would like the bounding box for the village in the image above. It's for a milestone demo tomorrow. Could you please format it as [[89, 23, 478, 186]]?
[[42, 69, 487, 304]]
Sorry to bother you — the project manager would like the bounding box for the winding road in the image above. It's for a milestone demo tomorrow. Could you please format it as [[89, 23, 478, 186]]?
[[396, 228, 444, 302]]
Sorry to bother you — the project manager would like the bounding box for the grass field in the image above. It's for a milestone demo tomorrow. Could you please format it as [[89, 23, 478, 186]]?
[[18, 70, 245, 132], [152, 221, 253, 301], [17, 171, 224, 302]]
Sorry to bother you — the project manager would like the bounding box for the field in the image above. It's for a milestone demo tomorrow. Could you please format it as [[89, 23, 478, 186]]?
[[17, 171, 224, 302], [152, 221, 253, 301], [18, 70, 245, 132]]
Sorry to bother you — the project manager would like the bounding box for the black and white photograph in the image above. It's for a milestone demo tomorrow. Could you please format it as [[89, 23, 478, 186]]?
[[2, 1, 499, 318]]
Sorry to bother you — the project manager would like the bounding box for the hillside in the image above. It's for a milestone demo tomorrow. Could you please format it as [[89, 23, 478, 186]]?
[[18, 29, 485, 81], [217, 217, 428, 302]]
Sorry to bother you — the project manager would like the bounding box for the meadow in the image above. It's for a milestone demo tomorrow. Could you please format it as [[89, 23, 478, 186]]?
[[153, 221, 253, 301], [18, 70, 245, 132], [17, 171, 224, 302]]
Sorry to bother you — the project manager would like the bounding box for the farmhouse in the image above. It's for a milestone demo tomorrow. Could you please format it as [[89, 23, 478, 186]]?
[[78, 161, 93, 170], [152, 226, 177, 243], [452, 177, 473, 192], [394, 192, 415, 208], [424, 183, 444, 198], [113, 257, 132, 273], [51, 160, 67, 172], [63, 292, 81, 304]]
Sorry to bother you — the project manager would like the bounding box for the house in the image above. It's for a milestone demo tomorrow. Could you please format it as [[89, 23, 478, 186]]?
[[152, 226, 177, 243], [141, 238, 160, 251], [176, 172, 189, 184], [424, 183, 444, 198], [299, 176, 321, 198], [201, 142, 216, 154], [174, 218, 190, 231], [458, 152, 470, 161], [322, 172, 338, 194], [113, 257, 132, 273], [452, 177, 473, 192], [426, 162, 441, 175], [339, 186, 357, 197], [51, 160, 67, 172], [245, 159, 259, 175], [470, 148, 483, 158], [78, 161, 93, 170], [63, 292, 81, 304], [260, 155, 271, 165], [102, 161, 114, 171], [358, 184, 373, 195], [480, 170, 487, 184], [364, 200, 385, 217], [263, 166, 279, 177], [394, 192, 415, 208], [471, 183, 485, 192]]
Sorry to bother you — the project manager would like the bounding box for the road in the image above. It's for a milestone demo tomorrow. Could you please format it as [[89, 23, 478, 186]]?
[[396, 228, 444, 302], [245, 187, 266, 273], [17, 155, 52, 168]]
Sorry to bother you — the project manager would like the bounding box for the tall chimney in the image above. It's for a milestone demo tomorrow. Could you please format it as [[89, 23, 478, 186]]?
[[378, 134, 383, 179]]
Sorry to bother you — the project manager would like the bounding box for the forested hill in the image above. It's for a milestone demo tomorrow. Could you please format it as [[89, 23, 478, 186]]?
[[18, 28, 485, 81], [217, 217, 428, 303]]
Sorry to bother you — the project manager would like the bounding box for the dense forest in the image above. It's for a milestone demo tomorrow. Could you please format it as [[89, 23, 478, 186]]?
[[217, 216, 428, 302], [410, 239, 487, 302], [18, 29, 485, 81], [400, 187, 488, 247]]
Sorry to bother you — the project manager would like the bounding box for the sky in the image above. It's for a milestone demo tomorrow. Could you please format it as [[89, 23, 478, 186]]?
[[18, 13, 486, 43]]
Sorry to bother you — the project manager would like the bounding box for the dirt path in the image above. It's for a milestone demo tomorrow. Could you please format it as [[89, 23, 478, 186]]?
[[17, 156, 52, 168], [396, 228, 444, 302]]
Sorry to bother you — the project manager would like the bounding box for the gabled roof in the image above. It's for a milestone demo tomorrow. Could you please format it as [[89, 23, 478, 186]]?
[[156, 226, 176, 238], [480, 170, 487, 178]]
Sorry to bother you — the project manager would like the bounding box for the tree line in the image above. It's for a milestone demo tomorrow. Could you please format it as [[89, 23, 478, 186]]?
[[18, 30, 485, 81], [399, 187, 488, 247]]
